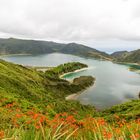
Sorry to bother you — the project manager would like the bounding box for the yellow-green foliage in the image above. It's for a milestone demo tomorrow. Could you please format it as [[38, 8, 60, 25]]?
[[0, 59, 140, 139], [0, 60, 95, 128], [45, 62, 87, 78]]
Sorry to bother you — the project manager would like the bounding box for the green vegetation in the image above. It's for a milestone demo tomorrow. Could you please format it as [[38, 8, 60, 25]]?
[[111, 51, 129, 59], [45, 62, 87, 78], [0, 60, 140, 139], [127, 64, 140, 70], [73, 76, 94, 87], [0, 38, 111, 60], [101, 100, 140, 121], [126, 64, 140, 73], [0, 60, 95, 128], [2, 112, 140, 140], [112, 49, 140, 64]]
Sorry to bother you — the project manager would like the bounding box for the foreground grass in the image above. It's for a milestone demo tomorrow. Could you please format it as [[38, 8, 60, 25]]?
[[1, 109, 140, 140], [0, 96, 140, 140]]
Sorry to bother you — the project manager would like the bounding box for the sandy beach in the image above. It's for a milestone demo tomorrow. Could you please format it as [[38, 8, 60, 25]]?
[[65, 94, 79, 100], [59, 67, 89, 78]]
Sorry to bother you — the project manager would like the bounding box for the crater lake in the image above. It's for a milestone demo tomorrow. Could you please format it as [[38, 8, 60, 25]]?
[[1, 53, 140, 109]]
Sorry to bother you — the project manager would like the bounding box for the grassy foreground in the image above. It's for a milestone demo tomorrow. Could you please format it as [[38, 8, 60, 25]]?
[[1, 108, 140, 140], [0, 60, 140, 139]]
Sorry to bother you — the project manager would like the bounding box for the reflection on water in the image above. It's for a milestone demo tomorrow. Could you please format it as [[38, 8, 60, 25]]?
[[1, 53, 140, 109]]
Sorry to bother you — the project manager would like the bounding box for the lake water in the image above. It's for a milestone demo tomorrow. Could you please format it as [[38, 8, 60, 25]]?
[[1, 53, 140, 109]]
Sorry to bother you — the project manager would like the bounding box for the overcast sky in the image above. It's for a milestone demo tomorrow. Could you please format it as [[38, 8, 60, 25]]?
[[0, 0, 140, 52]]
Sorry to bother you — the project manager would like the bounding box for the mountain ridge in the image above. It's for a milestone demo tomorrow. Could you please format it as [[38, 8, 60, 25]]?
[[111, 49, 140, 64], [0, 37, 140, 64], [0, 38, 112, 60]]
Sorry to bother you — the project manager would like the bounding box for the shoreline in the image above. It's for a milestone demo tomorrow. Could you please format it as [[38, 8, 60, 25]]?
[[114, 61, 140, 72], [65, 94, 79, 100], [65, 79, 96, 101], [1, 53, 139, 67], [114, 61, 140, 66], [0, 53, 32, 57], [65, 81, 95, 100], [59, 67, 95, 100], [29, 66, 53, 72], [129, 68, 140, 73], [59, 67, 89, 78]]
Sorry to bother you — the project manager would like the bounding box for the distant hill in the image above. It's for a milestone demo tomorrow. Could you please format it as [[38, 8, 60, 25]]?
[[122, 49, 140, 64], [0, 38, 111, 60], [111, 51, 129, 58], [111, 49, 140, 64], [1, 38, 140, 63]]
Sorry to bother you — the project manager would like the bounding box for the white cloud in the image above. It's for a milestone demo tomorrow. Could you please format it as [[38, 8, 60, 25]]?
[[0, 0, 140, 51]]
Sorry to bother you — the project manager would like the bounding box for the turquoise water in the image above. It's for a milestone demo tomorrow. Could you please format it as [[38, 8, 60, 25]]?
[[1, 53, 140, 109]]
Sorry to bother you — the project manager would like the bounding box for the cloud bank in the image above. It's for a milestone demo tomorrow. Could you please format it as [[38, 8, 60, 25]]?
[[0, 0, 140, 51]]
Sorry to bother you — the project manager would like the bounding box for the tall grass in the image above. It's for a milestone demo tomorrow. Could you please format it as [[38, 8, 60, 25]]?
[[1, 111, 140, 140]]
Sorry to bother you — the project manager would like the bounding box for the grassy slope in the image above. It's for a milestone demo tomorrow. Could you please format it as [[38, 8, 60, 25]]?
[[0, 60, 96, 128], [102, 100, 140, 121], [0, 60, 140, 139], [0, 59, 140, 120], [122, 49, 140, 64]]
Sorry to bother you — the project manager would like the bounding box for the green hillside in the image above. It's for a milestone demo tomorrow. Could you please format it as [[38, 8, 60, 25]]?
[[112, 49, 140, 64], [0, 38, 111, 60], [122, 49, 140, 64], [111, 51, 129, 60], [0, 60, 140, 139], [0, 60, 95, 127]]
